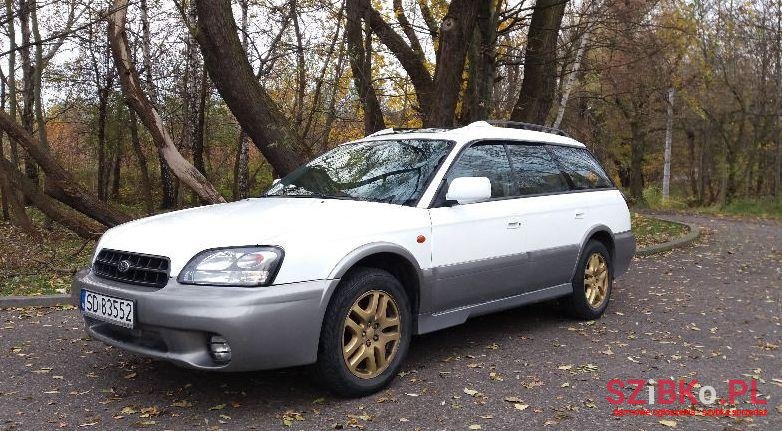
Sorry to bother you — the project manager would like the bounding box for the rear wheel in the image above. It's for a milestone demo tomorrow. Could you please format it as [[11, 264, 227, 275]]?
[[314, 267, 411, 397], [565, 240, 612, 320]]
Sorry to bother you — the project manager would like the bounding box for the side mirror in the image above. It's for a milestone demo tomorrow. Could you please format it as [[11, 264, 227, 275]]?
[[445, 177, 491, 205]]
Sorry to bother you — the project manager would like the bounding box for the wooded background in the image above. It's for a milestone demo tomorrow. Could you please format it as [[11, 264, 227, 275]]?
[[0, 0, 781, 241]]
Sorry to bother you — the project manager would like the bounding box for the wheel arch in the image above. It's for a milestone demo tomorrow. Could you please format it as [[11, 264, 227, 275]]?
[[325, 242, 423, 319], [572, 225, 616, 279]]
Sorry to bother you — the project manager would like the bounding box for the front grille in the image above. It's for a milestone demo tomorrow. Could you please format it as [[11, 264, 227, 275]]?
[[93, 249, 170, 288]]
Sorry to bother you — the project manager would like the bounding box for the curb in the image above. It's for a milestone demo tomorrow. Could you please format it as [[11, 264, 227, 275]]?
[[0, 294, 72, 309], [635, 215, 702, 256]]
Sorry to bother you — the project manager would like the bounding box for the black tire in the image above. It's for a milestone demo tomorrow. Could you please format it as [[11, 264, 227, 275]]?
[[313, 267, 412, 397], [565, 240, 613, 320]]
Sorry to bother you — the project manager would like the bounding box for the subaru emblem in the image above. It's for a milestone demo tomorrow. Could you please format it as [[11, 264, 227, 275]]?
[[117, 260, 131, 273]]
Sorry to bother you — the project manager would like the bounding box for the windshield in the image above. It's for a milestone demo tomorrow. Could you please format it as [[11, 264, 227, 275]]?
[[265, 139, 453, 205]]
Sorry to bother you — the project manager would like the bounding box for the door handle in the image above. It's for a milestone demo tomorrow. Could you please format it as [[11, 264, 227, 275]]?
[[507, 217, 523, 229], [575, 210, 585, 219]]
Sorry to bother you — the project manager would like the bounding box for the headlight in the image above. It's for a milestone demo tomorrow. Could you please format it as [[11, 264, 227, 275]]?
[[178, 246, 284, 287]]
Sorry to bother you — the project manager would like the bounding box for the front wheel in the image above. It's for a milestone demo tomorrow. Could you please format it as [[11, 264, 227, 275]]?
[[314, 267, 411, 397], [565, 240, 612, 320]]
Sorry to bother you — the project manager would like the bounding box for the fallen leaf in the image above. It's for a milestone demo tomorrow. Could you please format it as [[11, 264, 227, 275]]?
[[281, 411, 304, 427], [463, 388, 483, 397], [659, 419, 677, 427], [514, 403, 529, 411], [120, 406, 137, 415]]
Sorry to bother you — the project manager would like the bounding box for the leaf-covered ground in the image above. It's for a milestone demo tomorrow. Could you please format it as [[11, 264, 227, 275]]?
[[631, 213, 688, 249], [0, 214, 780, 430], [0, 216, 95, 296]]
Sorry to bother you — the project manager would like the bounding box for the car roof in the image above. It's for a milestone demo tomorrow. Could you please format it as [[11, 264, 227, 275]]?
[[350, 121, 586, 149]]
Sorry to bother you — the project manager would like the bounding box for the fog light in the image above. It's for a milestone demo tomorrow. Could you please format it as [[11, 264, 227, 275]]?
[[208, 335, 231, 363]]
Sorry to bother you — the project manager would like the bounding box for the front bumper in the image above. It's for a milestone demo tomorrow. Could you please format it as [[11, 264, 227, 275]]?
[[72, 269, 337, 371]]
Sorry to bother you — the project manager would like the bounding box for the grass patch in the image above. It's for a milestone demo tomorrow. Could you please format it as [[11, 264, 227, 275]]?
[[689, 199, 782, 219], [631, 213, 688, 249], [0, 212, 95, 296], [640, 186, 782, 219]]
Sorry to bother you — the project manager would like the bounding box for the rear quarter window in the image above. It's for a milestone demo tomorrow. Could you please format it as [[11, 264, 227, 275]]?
[[547, 145, 612, 190]]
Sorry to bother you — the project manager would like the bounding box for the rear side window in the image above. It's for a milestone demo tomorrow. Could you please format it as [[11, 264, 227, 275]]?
[[447, 144, 513, 198], [547, 146, 612, 190], [506, 145, 568, 195]]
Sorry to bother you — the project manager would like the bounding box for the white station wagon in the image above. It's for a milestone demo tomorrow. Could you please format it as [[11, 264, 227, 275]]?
[[74, 121, 634, 397]]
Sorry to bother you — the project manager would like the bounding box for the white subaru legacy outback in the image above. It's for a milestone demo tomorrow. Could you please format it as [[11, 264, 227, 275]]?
[[74, 121, 634, 397]]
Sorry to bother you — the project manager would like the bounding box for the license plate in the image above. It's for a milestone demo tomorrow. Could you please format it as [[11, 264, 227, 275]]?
[[81, 289, 135, 328]]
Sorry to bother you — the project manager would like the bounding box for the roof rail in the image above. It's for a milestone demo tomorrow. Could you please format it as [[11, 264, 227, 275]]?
[[483, 120, 568, 137], [365, 127, 451, 137]]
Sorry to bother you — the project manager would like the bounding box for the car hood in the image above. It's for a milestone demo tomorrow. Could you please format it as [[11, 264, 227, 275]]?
[[95, 197, 427, 277]]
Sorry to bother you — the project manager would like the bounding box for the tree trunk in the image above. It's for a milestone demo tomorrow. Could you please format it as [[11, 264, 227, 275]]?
[[463, 0, 497, 123], [353, 0, 434, 116], [776, 135, 781, 202], [3, 0, 34, 232], [107, 0, 225, 205], [233, 131, 250, 199], [139, 0, 173, 208], [686, 128, 699, 201], [302, 2, 344, 142], [30, 0, 49, 151], [291, 0, 306, 128], [346, 0, 385, 134], [662, 87, 674, 202], [158, 153, 176, 209], [718, 138, 729, 207], [140, 0, 158, 104], [233, 0, 250, 200], [111, 129, 123, 199], [553, 29, 588, 128], [629, 120, 646, 205], [426, 0, 479, 127], [19, 0, 38, 183], [0, 157, 103, 239], [4, 0, 19, 166], [96, 87, 109, 200], [352, 0, 479, 127], [1, 70, 8, 220], [320, 26, 348, 151], [0, 159, 39, 238], [0, 110, 130, 226], [193, 0, 308, 176], [192, 66, 208, 178], [510, 0, 568, 124], [775, 1, 782, 202], [128, 109, 153, 214], [0, 80, 35, 234]]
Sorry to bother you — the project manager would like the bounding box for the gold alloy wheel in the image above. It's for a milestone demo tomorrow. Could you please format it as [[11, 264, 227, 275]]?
[[584, 252, 609, 308], [342, 290, 402, 379]]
